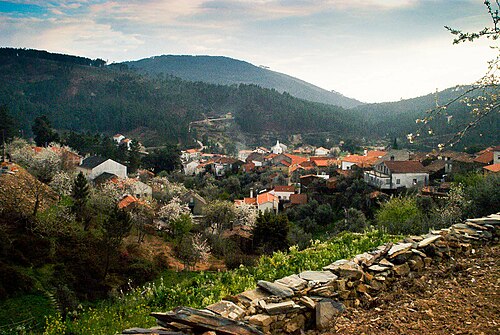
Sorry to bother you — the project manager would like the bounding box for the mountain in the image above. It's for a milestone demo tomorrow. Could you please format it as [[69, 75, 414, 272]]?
[[120, 55, 363, 109], [352, 86, 499, 150], [0, 48, 362, 148]]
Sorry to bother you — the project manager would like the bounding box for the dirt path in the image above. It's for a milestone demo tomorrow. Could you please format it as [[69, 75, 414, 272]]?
[[323, 244, 500, 335]]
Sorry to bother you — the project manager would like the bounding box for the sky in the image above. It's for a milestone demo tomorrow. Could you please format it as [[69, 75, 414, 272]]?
[[0, 0, 497, 103]]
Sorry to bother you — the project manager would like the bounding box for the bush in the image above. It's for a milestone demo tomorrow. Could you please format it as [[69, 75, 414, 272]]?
[[375, 196, 427, 235]]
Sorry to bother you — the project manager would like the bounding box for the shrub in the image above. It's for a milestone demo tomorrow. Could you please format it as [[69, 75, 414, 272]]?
[[375, 196, 426, 235]]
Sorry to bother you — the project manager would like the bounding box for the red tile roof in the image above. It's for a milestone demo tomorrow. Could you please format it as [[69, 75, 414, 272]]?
[[384, 160, 427, 173], [474, 151, 494, 164], [366, 150, 387, 158], [290, 193, 307, 205], [484, 163, 500, 173], [284, 154, 308, 165], [118, 195, 139, 209], [257, 192, 278, 205], [274, 185, 295, 192]]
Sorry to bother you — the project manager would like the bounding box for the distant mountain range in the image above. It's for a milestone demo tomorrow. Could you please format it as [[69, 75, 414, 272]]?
[[0, 48, 497, 150], [120, 55, 363, 109]]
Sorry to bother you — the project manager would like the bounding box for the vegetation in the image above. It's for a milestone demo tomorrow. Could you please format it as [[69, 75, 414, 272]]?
[[35, 231, 397, 335]]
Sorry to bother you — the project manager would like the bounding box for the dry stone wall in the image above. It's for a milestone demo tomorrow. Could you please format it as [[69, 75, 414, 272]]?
[[122, 213, 499, 335]]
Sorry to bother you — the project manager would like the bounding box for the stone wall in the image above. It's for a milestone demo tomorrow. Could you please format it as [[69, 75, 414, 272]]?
[[122, 213, 499, 335]]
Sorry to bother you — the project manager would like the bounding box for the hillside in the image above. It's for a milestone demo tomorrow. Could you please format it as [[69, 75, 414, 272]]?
[[120, 55, 363, 109], [0, 48, 362, 147], [352, 87, 499, 150]]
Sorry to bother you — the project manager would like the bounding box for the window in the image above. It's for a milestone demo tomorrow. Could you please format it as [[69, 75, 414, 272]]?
[[396, 179, 400, 184], [413, 178, 417, 185]]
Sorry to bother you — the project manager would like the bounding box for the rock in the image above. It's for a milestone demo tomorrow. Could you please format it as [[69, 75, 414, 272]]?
[[328, 261, 364, 280], [356, 283, 368, 293], [298, 271, 337, 284], [309, 286, 339, 298], [369, 279, 386, 292], [424, 257, 432, 267], [332, 279, 346, 291], [206, 300, 246, 320], [122, 328, 184, 335], [316, 299, 345, 330], [248, 314, 274, 327], [408, 255, 424, 271], [368, 264, 390, 272], [387, 243, 413, 258], [418, 235, 441, 248], [284, 314, 306, 333], [202, 332, 217, 335], [411, 249, 427, 257], [152, 307, 264, 335], [264, 301, 300, 315], [391, 251, 413, 265], [354, 252, 374, 265], [393, 263, 410, 276], [257, 281, 294, 298], [238, 288, 271, 303], [322, 259, 350, 271], [378, 258, 395, 267], [275, 274, 308, 291], [299, 296, 316, 309]]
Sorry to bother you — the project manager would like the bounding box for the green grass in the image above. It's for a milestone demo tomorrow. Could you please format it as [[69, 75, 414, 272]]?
[[37, 230, 398, 335], [0, 294, 56, 334]]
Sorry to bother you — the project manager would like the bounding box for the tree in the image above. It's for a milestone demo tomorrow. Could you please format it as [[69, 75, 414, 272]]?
[[375, 196, 425, 235], [0, 105, 17, 142], [72, 172, 90, 229], [101, 207, 132, 279], [32, 115, 59, 147], [143, 145, 181, 173], [202, 200, 236, 235], [411, 1, 499, 149], [128, 139, 142, 174], [253, 211, 290, 254]]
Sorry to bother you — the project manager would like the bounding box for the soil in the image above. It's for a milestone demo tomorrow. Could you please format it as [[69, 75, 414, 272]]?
[[323, 244, 500, 335]]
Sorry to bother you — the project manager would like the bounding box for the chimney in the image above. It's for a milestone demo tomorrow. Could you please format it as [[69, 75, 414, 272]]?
[[250, 188, 254, 198]]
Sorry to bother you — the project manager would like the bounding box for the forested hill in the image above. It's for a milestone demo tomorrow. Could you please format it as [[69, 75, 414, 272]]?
[[352, 87, 499, 150], [0, 48, 362, 146], [120, 55, 364, 109]]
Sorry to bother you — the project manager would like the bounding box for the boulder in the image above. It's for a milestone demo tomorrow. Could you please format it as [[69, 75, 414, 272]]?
[[248, 314, 274, 327], [257, 281, 294, 298], [275, 274, 308, 291], [299, 270, 338, 284], [315, 299, 345, 330], [206, 300, 245, 320], [393, 263, 410, 276]]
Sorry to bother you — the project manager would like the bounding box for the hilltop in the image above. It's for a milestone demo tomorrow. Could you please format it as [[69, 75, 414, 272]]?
[[121, 55, 363, 109]]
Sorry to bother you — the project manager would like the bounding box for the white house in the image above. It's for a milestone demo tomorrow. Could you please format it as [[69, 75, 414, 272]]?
[[272, 185, 296, 201], [271, 140, 287, 155], [494, 145, 500, 164], [315, 147, 330, 156], [127, 179, 152, 198], [257, 191, 279, 213], [238, 150, 253, 161], [364, 160, 429, 190], [78, 156, 127, 180], [113, 134, 125, 144]]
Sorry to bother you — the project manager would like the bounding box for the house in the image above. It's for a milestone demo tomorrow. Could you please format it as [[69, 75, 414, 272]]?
[[273, 185, 296, 201], [255, 147, 270, 154], [246, 152, 265, 167], [364, 160, 429, 190], [238, 150, 253, 162], [113, 134, 125, 144], [425, 159, 447, 181], [256, 191, 279, 213], [483, 145, 500, 173], [315, 147, 330, 156], [77, 156, 127, 180], [181, 148, 201, 162], [120, 138, 132, 150], [180, 191, 207, 216], [126, 179, 153, 198], [289, 193, 307, 206], [271, 140, 287, 154], [483, 163, 500, 173], [437, 151, 478, 174]]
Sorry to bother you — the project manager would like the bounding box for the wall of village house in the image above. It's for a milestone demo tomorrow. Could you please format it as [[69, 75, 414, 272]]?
[[391, 172, 428, 189], [89, 160, 127, 180], [258, 202, 277, 213], [274, 191, 294, 201], [341, 161, 356, 170]]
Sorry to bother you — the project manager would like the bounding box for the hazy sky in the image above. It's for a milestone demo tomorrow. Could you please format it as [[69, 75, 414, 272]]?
[[0, 0, 496, 102]]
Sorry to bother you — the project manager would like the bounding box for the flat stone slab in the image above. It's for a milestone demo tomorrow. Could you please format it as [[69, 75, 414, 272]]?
[[206, 300, 245, 320], [275, 274, 308, 291], [299, 271, 338, 283], [238, 288, 271, 302], [368, 264, 391, 272], [257, 280, 294, 298], [264, 300, 300, 314], [418, 235, 442, 248], [122, 328, 184, 335], [378, 258, 394, 267], [316, 299, 346, 330], [322, 259, 349, 271], [387, 243, 413, 258]]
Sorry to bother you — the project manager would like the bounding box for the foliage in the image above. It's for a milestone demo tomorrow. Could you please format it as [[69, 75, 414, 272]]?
[[253, 211, 290, 254], [32, 116, 59, 148], [202, 200, 236, 235], [375, 196, 426, 235], [72, 172, 90, 227], [430, 183, 470, 228], [41, 231, 396, 335], [49, 171, 75, 196], [462, 173, 500, 217], [143, 145, 181, 173], [0, 105, 17, 142], [334, 208, 369, 234]]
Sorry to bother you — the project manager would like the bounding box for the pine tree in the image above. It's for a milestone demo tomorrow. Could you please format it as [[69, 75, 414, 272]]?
[[392, 137, 399, 150], [32, 115, 59, 147], [72, 171, 90, 229], [128, 139, 141, 174]]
